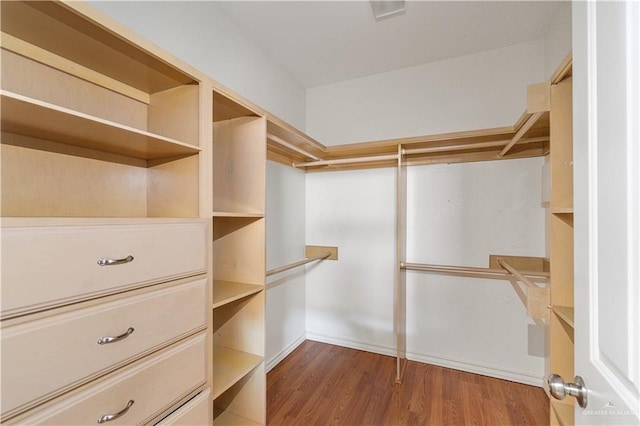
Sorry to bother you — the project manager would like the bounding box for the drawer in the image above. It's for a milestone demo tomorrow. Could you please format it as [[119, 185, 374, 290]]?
[[13, 333, 206, 426], [156, 389, 210, 425], [1, 278, 207, 418], [1, 221, 207, 317]]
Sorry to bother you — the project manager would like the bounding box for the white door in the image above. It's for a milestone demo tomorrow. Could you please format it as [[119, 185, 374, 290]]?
[[573, 1, 639, 425]]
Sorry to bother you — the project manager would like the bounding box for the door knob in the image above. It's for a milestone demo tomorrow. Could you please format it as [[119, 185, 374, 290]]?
[[547, 374, 588, 408]]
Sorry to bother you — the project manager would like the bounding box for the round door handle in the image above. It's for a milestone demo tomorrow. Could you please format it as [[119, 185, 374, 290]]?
[[547, 374, 588, 408]]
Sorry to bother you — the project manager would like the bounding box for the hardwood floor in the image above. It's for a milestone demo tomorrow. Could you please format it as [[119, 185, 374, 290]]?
[[267, 341, 549, 425]]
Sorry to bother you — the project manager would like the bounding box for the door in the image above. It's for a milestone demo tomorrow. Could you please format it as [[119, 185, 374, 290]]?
[[573, 1, 639, 424]]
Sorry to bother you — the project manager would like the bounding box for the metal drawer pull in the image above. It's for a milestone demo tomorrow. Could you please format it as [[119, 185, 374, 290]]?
[[97, 400, 134, 423], [97, 255, 134, 266], [97, 327, 134, 345]]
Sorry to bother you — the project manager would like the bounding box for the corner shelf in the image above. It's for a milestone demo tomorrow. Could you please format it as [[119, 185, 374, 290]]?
[[212, 281, 263, 309], [212, 346, 262, 400], [1, 91, 200, 160], [551, 305, 574, 328]]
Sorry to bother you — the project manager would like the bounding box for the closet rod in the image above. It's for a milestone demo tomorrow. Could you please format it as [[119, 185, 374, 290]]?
[[268, 133, 321, 161], [294, 154, 399, 168], [496, 258, 537, 288], [402, 136, 549, 156], [266, 252, 331, 277], [498, 111, 545, 157], [400, 262, 549, 280]]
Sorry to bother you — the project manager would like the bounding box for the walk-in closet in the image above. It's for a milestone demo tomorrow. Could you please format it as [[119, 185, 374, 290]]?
[[2, 1, 638, 426]]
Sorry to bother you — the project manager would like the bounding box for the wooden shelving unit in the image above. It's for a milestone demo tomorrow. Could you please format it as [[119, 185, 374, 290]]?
[[1, 1, 211, 424], [211, 93, 267, 424], [549, 72, 575, 426]]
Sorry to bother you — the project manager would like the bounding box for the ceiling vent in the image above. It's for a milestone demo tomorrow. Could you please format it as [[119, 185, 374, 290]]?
[[370, 0, 406, 21]]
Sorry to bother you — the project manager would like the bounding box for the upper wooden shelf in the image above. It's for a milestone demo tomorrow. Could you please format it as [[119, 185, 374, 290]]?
[[1, 91, 201, 160], [0, 1, 199, 94], [261, 57, 572, 172]]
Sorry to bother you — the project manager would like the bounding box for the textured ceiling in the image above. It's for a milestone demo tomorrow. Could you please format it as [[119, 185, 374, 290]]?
[[216, 1, 569, 88]]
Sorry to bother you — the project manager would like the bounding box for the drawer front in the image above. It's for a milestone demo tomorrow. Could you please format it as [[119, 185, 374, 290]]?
[[18, 333, 206, 426], [156, 389, 210, 425], [1, 221, 207, 316], [1, 279, 206, 417]]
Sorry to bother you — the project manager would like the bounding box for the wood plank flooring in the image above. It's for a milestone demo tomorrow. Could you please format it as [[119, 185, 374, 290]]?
[[267, 341, 549, 425]]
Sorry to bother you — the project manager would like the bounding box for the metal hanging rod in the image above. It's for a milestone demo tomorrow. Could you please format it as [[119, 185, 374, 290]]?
[[268, 133, 321, 161], [400, 261, 549, 280], [496, 258, 538, 288], [266, 252, 332, 277], [294, 154, 399, 168], [498, 111, 545, 157], [402, 136, 549, 156]]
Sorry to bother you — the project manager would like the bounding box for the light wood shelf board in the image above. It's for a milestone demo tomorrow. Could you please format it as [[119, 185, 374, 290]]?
[[1, 32, 149, 104], [0, 1, 198, 93], [213, 410, 262, 426], [1, 91, 200, 160], [267, 120, 325, 158], [213, 90, 258, 122], [551, 305, 575, 328], [551, 399, 574, 426], [212, 212, 264, 219], [212, 346, 262, 400], [0, 217, 208, 228], [551, 54, 573, 85], [552, 207, 574, 215], [213, 281, 263, 309]]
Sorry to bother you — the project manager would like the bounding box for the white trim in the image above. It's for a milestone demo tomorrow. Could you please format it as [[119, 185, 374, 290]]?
[[306, 331, 397, 357], [266, 334, 306, 373], [406, 351, 544, 388], [306, 331, 543, 387]]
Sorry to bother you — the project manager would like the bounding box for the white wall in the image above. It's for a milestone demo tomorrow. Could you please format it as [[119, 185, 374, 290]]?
[[405, 158, 546, 385], [306, 157, 546, 385], [306, 168, 397, 354], [543, 2, 572, 80], [265, 161, 307, 371], [306, 40, 545, 146], [88, 1, 306, 129]]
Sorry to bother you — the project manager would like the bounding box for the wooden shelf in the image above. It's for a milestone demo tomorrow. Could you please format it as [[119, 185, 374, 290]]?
[[552, 207, 574, 215], [213, 281, 263, 309], [551, 305, 575, 328], [551, 399, 574, 426], [1, 91, 200, 160], [212, 346, 262, 400], [1, 1, 197, 94], [212, 212, 264, 219], [213, 410, 262, 426]]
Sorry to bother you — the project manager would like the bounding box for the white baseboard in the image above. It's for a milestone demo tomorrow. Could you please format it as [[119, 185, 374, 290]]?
[[406, 351, 544, 387], [306, 331, 543, 387], [306, 331, 397, 357], [266, 334, 306, 373]]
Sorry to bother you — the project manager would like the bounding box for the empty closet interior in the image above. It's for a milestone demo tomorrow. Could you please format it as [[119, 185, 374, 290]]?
[[1, 1, 576, 425]]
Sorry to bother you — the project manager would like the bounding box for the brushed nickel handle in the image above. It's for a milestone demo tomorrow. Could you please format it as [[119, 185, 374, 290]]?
[[97, 327, 134, 345], [547, 374, 588, 408], [97, 400, 134, 423], [97, 255, 134, 266]]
